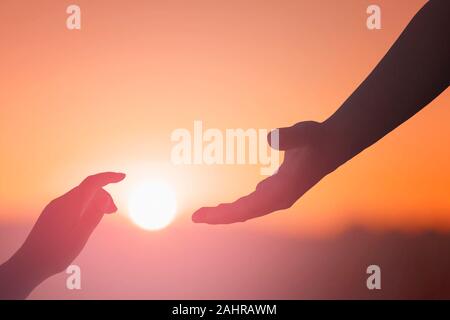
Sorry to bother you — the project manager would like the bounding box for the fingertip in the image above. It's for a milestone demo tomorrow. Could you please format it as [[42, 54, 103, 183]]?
[[81, 172, 126, 192], [192, 208, 207, 223], [104, 200, 117, 214], [94, 189, 118, 214], [116, 172, 126, 181], [193, 205, 237, 225], [108, 172, 126, 183]]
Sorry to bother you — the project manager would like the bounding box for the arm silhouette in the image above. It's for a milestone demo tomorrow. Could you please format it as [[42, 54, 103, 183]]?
[[0, 172, 125, 299], [192, 0, 449, 224]]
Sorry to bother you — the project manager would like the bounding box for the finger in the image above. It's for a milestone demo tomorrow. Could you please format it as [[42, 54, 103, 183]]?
[[80, 172, 126, 192], [58, 172, 123, 223], [90, 188, 117, 215], [192, 172, 294, 224], [76, 189, 116, 242], [192, 150, 313, 225], [268, 121, 321, 150], [78, 172, 125, 205]]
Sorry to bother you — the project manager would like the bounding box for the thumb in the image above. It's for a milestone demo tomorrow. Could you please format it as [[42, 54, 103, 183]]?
[[268, 121, 322, 150], [76, 189, 117, 244]]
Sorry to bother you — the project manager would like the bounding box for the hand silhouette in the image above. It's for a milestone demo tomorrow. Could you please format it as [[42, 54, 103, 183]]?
[[192, 0, 449, 225], [0, 172, 125, 299], [192, 121, 339, 224]]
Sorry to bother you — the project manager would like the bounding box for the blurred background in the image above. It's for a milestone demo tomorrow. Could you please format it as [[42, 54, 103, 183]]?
[[0, 0, 449, 299]]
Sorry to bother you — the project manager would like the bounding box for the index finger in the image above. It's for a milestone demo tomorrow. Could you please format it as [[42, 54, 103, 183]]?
[[192, 173, 290, 224], [80, 172, 126, 194]]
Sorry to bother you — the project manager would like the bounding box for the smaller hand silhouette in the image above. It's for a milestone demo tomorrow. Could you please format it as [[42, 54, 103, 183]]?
[[0, 172, 125, 299], [192, 121, 340, 224]]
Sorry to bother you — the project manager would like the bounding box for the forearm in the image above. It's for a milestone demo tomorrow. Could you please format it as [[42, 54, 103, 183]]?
[[322, 0, 449, 165], [0, 250, 46, 300]]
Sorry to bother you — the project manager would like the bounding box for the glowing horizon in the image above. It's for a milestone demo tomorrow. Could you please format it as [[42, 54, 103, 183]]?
[[0, 0, 449, 237]]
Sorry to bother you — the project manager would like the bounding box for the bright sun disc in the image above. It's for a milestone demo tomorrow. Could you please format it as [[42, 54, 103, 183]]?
[[128, 181, 177, 231]]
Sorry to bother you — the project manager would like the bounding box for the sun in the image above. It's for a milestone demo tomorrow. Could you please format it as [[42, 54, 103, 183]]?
[[127, 181, 177, 231]]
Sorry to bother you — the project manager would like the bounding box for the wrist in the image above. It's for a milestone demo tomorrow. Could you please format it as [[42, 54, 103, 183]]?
[[0, 249, 48, 299], [318, 119, 356, 173]]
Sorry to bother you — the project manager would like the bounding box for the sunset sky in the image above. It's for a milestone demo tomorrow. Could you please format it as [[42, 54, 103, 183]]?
[[0, 0, 449, 299]]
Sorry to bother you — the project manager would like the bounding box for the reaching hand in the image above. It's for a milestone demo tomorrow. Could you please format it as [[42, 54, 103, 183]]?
[[0, 172, 125, 299], [192, 0, 450, 225], [192, 121, 341, 224]]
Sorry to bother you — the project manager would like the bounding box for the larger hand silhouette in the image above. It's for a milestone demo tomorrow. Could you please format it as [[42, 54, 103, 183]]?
[[0, 172, 125, 299], [192, 0, 449, 224]]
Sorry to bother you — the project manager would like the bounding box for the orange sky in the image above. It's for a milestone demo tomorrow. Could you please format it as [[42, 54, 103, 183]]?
[[0, 0, 449, 237]]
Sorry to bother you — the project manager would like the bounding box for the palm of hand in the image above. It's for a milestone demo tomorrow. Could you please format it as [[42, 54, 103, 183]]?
[[192, 121, 338, 224]]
